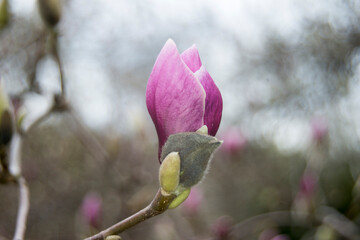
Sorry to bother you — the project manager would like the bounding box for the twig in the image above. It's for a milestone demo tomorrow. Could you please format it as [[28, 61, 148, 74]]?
[[50, 30, 65, 97], [84, 189, 176, 240], [67, 108, 109, 162], [8, 26, 67, 240], [13, 177, 30, 240]]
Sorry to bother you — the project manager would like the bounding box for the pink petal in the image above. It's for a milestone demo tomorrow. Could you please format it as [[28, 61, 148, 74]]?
[[181, 44, 202, 72], [146, 39, 206, 158], [195, 66, 223, 136]]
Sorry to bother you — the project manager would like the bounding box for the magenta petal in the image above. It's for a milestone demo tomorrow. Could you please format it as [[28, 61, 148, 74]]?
[[195, 66, 223, 136], [146, 39, 206, 158], [181, 44, 202, 73]]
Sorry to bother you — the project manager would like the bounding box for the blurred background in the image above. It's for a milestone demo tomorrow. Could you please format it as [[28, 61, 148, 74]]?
[[1, 0, 360, 239]]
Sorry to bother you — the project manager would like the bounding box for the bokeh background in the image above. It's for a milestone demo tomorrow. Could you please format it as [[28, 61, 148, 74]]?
[[1, 0, 360, 239]]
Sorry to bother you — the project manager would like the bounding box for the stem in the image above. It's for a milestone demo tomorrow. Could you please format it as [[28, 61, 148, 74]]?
[[84, 189, 176, 240], [13, 177, 30, 240], [50, 30, 65, 97]]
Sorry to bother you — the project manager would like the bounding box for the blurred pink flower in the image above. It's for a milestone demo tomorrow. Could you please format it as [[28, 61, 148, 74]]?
[[258, 229, 278, 240], [81, 192, 102, 229], [211, 216, 232, 240], [310, 117, 328, 143], [299, 171, 317, 199], [271, 235, 290, 240], [146, 39, 223, 160], [220, 128, 247, 155], [182, 187, 203, 215]]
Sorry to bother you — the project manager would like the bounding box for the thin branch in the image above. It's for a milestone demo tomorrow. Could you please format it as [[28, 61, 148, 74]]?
[[50, 30, 65, 97], [67, 108, 110, 162], [13, 177, 30, 240], [84, 189, 176, 240]]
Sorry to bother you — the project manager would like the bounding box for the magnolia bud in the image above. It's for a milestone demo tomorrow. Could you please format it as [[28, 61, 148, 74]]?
[[159, 152, 180, 194], [168, 188, 190, 209], [0, 110, 12, 146], [38, 0, 62, 27], [161, 132, 222, 189], [0, 81, 13, 147], [105, 236, 122, 240], [196, 125, 208, 135]]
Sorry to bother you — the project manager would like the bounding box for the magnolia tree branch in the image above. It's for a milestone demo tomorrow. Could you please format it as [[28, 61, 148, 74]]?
[[13, 177, 30, 240], [4, 25, 69, 240], [67, 108, 109, 162], [50, 30, 66, 98], [84, 189, 177, 240]]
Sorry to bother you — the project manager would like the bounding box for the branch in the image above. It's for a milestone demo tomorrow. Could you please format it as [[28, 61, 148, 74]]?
[[50, 30, 65, 97], [13, 177, 30, 240], [84, 189, 176, 240], [67, 108, 109, 162]]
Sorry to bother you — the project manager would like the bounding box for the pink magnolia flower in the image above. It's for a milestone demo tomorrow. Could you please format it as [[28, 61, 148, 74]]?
[[270, 235, 290, 240], [220, 127, 247, 155], [258, 229, 278, 240], [298, 171, 317, 199], [146, 39, 223, 160], [81, 192, 102, 229], [211, 216, 233, 240], [310, 117, 328, 143]]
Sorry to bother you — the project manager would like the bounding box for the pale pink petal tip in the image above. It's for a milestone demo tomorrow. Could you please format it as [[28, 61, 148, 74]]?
[[181, 44, 202, 73]]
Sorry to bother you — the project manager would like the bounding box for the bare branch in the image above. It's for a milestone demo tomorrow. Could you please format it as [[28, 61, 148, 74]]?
[[67, 108, 110, 162], [50, 30, 66, 97], [84, 189, 176, 240], [13, 177, 30, 240]]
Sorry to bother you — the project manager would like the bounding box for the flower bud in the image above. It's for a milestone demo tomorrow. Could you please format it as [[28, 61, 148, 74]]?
[[168, 188, 190, 209], [196, 125, 208, 135], [0, 109, 12, 146], [105, 236, 122, 240], [211, 216, 232, 240], [310, 117, 328, 144], [0, 81, 13, 147], [0, 0, 9, 30], [219, 127, 247, 155], [81, 192, 102, 229], [271, 235, 290, 240], [38, 0, 62, 28], [161, 132, 222, 189], [159, 152, 180, 194]]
